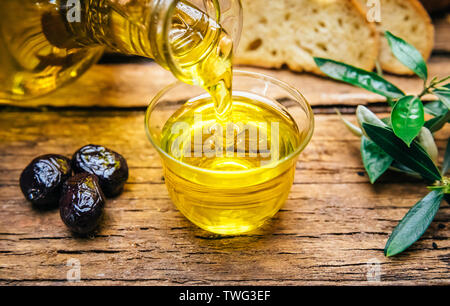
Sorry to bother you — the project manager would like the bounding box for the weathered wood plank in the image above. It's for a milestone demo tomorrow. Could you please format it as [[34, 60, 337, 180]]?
[[2, 54, 447, 109], [0, 110, 448, 285], [433, 14, 450, 53], [3, 13, 446, 110]]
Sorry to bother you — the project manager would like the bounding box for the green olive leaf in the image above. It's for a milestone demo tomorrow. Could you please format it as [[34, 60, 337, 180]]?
[[362, 123, 442, 182], [314, 57, 405, 99], [385, 31, 428, 81], [384, 190, 444, 257], [432, 84, 450, 109], [389, 161, 421, 179], [416, 127, 438, 164], [424, 100, 448, 117], [443, 139, 450, 175], [361, 136, 394, 183], [391, 95, 424, 146], [335, 108, 363, 137], [380, 117, 392, 127], [387, 97, 396, 108], [424, 111, 450, 133], [356, 105, 387, 129]]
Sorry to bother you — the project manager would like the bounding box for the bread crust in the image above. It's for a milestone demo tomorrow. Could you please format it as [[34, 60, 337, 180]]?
[[349, 0, 379, 72], [377, 0, 434, 75], [235, 0, 434, 76], [235, 0, 379, 75]]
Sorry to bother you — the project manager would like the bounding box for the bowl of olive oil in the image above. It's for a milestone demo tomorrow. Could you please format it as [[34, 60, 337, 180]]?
[[145, 70, 314, 234]]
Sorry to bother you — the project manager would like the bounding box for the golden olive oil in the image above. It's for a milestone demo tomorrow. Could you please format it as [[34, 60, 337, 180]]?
[[167, 1, 233, 119], [158, 3, 303, 234], [1, 0, 305, 233], [0, 1, 104, 100], [158, 92, 304, 234], [160, 94, 301, 169], [0, 0, 231, 102]]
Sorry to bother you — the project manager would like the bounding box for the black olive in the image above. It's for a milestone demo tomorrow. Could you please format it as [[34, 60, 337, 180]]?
[[19, 154, 72, 208], [59, 173, 106, 234], [71, 144, 128, 197]]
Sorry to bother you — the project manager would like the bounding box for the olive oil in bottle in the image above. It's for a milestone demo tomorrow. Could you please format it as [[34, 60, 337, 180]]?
[[0, 1, 104, 100], [0, 0, 234, 104]]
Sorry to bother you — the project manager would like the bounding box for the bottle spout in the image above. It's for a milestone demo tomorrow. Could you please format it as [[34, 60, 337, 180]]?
[[151, 0, 242, 87], [213, 0, 243, 53]]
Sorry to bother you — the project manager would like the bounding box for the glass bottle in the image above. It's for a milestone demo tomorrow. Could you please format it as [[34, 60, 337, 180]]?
[[0, 0, 242, 101]]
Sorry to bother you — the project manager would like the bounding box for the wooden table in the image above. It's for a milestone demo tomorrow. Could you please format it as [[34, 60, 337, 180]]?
[[1, 21, 449, 286]]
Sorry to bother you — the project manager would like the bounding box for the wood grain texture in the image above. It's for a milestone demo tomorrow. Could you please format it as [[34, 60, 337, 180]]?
[[8, 13, 447, 110], [9, 55, 449, 109], [1, 15, 449, 285], [434, 14, 450, 53], [0, 109, 448, 285]]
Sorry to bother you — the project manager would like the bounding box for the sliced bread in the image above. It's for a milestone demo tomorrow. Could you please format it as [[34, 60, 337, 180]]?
[[235, 0, 379, 74], [357, 0, 434, 75]]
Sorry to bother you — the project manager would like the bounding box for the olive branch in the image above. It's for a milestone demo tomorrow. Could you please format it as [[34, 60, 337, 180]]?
[[314, 31, 450, 257]]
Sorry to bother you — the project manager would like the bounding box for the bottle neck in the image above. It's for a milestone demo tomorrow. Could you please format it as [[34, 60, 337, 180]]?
[[54, 0, 157, 59], [45, 1, 218, 70], [42, 0, 240, 86]]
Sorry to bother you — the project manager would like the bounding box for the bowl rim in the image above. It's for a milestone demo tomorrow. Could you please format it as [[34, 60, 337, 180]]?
[[144, 69, 314, 175]]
